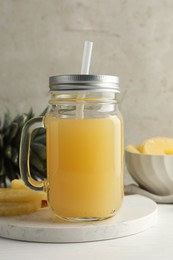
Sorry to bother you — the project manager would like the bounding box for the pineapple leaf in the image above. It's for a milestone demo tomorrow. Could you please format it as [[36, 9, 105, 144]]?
[[3, 111, 11, 130], [33, 134, 46, 145], [39, 106, 49, 117], [0, 133, 3, 148], [30, 150, 46, 172], [8, 122, 19, 141], [0, 157, 4, 176], [0, 108, 47, 187], [31, 142, 46, 161]]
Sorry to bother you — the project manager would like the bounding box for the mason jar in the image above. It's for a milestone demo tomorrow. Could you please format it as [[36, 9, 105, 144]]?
[[20, 74, 124, 221]]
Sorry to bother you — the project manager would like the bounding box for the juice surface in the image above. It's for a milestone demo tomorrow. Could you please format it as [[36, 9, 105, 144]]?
[[45, 115, 123, 219]]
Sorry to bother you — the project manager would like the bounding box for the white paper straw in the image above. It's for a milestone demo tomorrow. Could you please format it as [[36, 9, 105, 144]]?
[[77, 41, 93, 119], [81, 41, 93, 74]]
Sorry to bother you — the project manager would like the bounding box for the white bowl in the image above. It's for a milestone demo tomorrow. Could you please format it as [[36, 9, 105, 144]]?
[[125, 150, 173, 196]]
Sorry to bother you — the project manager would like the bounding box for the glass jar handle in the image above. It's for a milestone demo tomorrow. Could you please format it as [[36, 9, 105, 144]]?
[[19, 116, 45, 191]]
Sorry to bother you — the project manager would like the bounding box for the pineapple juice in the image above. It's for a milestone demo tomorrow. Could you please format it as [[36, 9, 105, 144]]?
[[45, 115, 123, 220]]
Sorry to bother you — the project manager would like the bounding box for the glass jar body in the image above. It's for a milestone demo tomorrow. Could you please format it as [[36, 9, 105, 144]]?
[[44, 91, 124, 221]]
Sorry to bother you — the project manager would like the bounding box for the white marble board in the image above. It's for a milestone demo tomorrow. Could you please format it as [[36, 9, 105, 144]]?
[[0, 195, 157, 243]]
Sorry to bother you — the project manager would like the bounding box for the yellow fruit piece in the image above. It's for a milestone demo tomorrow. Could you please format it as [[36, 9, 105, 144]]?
[[11, 179, 47, 201], [126, 145, 140, 154], [0, 188, 46, 203], [141, 137, 173, 155], [0, 200, 41, 216], [0, 179, 47, 216], [11, 179, 28, 189], [136, 144, 143, 153]]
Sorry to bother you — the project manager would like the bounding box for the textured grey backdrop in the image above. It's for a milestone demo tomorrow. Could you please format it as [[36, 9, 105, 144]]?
[[1, 0, 173, 156]]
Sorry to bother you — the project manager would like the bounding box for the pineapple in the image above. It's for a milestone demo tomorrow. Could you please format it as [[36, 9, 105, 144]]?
[[0, 108, 48, 187], [141, 137, 173, 155]]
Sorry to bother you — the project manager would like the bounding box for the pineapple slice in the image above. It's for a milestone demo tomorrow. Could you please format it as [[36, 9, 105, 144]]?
[[11, 179, 28, 189], [141, 137, 173, 155], [0, 201, 41, 216], [11, 179, 47, 200], [0, 179, 47, 216], [126, 145, 140, 154], [0, 187, 46, 203]]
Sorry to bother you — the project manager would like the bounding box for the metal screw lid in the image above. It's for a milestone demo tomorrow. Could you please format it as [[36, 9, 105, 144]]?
[[49, 74, 120, 92]]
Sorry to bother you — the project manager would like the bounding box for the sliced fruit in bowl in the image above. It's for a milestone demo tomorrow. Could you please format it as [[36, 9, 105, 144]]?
[[125, 137, 173, 196]]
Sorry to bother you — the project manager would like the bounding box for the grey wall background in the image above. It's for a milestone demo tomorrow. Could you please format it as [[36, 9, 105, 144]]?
[[1, 0, 173, 179]]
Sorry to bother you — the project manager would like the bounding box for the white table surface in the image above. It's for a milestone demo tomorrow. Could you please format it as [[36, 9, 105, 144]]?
[[0, 203, 172, 260]]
